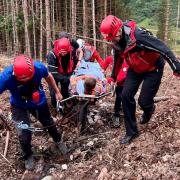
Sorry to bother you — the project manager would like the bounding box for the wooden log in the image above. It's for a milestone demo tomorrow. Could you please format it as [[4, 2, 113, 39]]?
[[154, 96, 170, 102], [3, 130, 10, 157], [0, 152, 12, 166]]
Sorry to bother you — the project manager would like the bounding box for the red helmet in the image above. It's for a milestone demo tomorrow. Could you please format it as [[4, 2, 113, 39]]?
[[54, 37, 71, 55], [13, 55, 35, 82], [100, 15, 123, 41]]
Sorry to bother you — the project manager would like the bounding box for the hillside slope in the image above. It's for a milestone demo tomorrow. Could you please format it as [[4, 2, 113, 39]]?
[[0, 56, 179, 179]]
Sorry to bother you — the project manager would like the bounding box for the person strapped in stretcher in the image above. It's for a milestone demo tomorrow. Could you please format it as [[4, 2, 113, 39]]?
[[69, 60, 111, 96]]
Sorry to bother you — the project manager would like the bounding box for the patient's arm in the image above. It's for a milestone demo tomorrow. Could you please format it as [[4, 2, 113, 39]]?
[[70, 75, 96, 83]]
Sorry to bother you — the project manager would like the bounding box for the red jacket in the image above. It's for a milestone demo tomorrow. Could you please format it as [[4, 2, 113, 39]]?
[[112, 20, 161, 74], [57, 54, 74, 75], [112, 55, 129, 86], [110, 20, 180, 81], [53, 41, 74, 75], [116, 61, 129, 86], [103, 56, 113, 71], [104, 56, 128, 86]]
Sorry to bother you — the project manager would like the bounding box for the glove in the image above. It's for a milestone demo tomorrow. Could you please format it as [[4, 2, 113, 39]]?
[[107, 77, 114, 84]]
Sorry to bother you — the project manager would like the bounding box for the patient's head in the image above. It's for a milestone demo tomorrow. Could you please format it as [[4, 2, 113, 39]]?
[[84, 77, 96, 94]]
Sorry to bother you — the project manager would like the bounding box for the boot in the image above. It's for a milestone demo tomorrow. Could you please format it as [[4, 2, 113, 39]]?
[[111, 116, 121, 128], [120, 132, 139, 144], [56, 141, 70, 155], [140, 105, 155, 124], [24, 155, 34, 170]]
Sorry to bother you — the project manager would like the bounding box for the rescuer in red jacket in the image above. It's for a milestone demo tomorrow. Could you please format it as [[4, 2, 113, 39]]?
[[100, 15, 180, 144], [47, 37, 78, 107]]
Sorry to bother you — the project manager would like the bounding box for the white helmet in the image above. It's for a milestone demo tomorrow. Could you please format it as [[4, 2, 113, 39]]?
[[77, 38, 85, 48]]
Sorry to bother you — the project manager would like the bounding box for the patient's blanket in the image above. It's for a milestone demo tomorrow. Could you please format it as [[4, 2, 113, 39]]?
[[70, 60, 109, 95]]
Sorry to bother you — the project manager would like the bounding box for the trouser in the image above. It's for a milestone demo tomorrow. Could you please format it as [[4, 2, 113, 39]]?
[[11, 103, 62, 159], [121, 67, 164, 136], [114, 85, 123, 117], [49, 78, 70, 108]]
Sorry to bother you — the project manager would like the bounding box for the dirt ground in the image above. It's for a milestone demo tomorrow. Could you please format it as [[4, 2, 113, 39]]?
[[0, 55, 179, 180]]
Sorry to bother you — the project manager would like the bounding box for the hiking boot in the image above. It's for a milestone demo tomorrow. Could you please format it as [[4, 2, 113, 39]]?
[[140, 105, 155, 124], [120, 132, 139, 144], [56, 141, 70, 155], [111, 116, 121, 128], [25, 155, 34, 170]]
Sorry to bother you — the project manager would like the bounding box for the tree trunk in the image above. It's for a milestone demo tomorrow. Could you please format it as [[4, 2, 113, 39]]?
[[109, 0, 112, 14], [103, 0, 107, 57], [92, 0, 96, 48], [15, 0, 19, 12], [51, 0, 55, 40], [65, 0, 68, 32], [164, 0, 170, 43], [45, 0, 51, 54], [22, 0, 31, 56], [40, 0, 43, 60], [31, 0, 37, 59], [15, 0, 20, 52], [5, 0, 11, 55], [72, 0, 76, 36], [35, 0, 39, 14], [2, 0, 7, 53], [83, 0, 88, 37], [175, 0, 180, 51], [11, 0, 17, 54], [69, 0, 72, 33]]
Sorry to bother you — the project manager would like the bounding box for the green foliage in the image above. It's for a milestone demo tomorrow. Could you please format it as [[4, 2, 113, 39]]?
[[138, 18, 157, 29], [16, 11, 25, 33], [0, 15, 13, 33], [156, 0, 166, 40], [115, 0, 132, 20], [0, 10, 25, 33], [0, 16, 5, 29], [128, 0, 161, 23]]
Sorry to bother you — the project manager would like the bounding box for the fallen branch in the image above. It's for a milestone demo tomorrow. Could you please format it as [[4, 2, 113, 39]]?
[[0, 152, 12, 166], [75, 131, 112, 143], [20, 170, 29, 180], [135, 94, 170, 103], [106, 153, 122, 169], [154, 96, 170, 103], [3, 130, 10, 157]]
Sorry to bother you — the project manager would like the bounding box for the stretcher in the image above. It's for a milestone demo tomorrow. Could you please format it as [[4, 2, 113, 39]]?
[[56, 85, 115, 136], [56, 60, 115, 135]]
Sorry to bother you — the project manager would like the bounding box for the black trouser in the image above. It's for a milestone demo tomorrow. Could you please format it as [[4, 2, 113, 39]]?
[[114, 85, 123, 117], [11, 103, 62, 159], [121, 67, 164, 136], [49, 78, 70, 108]]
